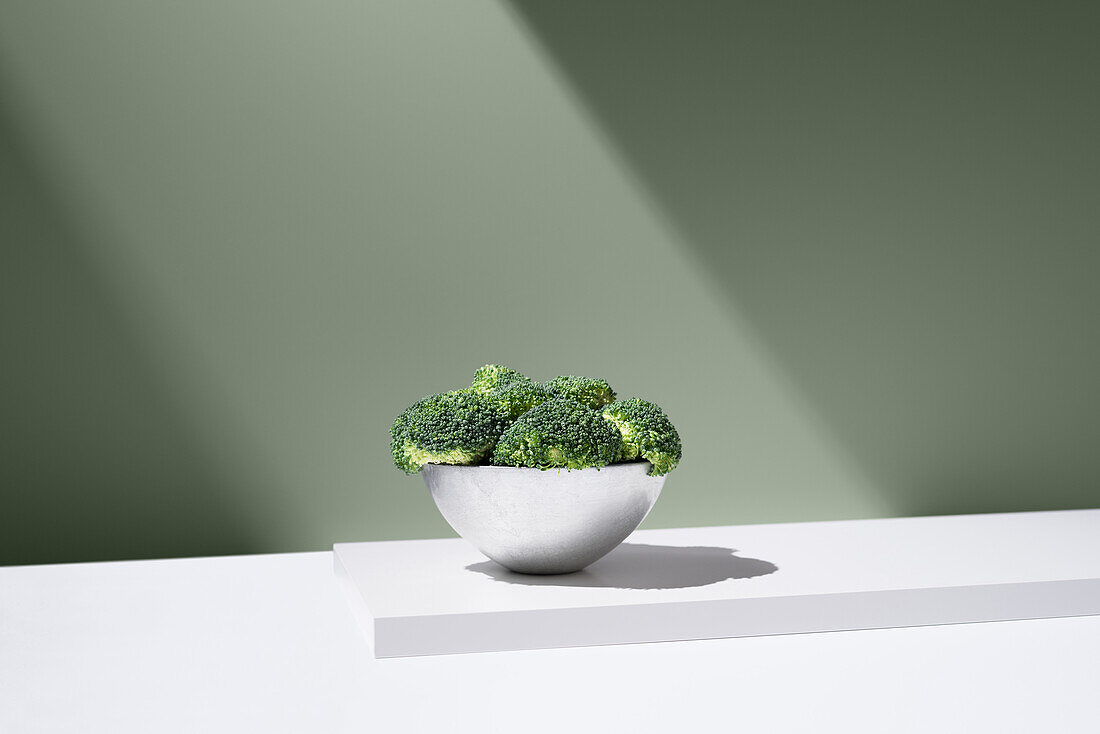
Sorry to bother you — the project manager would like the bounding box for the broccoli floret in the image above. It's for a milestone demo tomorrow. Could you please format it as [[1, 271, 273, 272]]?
[[602, 398, 682, 476], [541, 375, 617, 410], [470, 364, 529, 394], [391, 391, 508, 474], [468, 364, 551, 419], [486, 380, 553, 420], [492, 399, 623, 470]]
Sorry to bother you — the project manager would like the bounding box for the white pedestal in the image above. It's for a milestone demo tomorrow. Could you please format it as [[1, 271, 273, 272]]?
[[334, 509, 1100, 658]]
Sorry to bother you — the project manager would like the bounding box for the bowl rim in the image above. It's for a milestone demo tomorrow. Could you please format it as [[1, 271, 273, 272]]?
[[420, 460, 653, 474]]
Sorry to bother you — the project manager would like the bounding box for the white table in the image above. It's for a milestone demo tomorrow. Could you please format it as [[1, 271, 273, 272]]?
[[3, 548, 1099, 733], [337, 510, 1100, 657]]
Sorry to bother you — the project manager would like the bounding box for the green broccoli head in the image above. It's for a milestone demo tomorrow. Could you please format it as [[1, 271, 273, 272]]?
[[391, 391, 508, 474], [485, 380, 553, 421], [492, 398, 624, 470], [468, 364, 551, 420], [602, 398, 682, 476], [470, 364, 529, 394], [541, 375, 617, 410]]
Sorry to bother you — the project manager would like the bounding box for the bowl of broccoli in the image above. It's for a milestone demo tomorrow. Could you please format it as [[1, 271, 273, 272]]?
[[391, 365, 682, 574]]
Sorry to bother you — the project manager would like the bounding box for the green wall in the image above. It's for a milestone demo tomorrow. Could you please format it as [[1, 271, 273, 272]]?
[[2, 1, 1097, 565]]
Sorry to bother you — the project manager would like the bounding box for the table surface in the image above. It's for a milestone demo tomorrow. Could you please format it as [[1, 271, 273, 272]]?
[[3, 546, 1099, 733], [337, 509, 1100, 657], [339, 510, 1100, 616]]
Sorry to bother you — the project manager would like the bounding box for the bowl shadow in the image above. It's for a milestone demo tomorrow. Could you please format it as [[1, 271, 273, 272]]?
[[466, 543, 778, 590]]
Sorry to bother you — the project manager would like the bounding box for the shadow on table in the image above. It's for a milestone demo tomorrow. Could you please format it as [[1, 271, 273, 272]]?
[[466, 543, 778, 590]]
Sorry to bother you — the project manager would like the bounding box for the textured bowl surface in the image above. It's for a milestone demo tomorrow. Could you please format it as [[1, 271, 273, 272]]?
[[422, 462, 665, 574]]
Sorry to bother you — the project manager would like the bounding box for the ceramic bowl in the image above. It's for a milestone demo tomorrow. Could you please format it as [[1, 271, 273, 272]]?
[[422, 462, 665, 574]]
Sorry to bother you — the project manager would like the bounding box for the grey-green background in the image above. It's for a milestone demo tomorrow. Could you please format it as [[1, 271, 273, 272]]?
[[2, 1, 1098, 565]]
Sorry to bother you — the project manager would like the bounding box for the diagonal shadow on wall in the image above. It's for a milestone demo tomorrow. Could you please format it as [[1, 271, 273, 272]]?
[[0, 83, 260, 565], [508, 1, 1100, 515]]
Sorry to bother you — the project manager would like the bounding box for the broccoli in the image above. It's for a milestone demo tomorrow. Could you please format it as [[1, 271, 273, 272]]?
[[391, 366, 682, 476], [492, 398, 623, 470], [391, 391, 508, 474], [601, 398, 682, 476], [486, 380, 553, 420], [470, 364, 529, 394], [541, 375, 617, 410], [467, 364, 551, 420]]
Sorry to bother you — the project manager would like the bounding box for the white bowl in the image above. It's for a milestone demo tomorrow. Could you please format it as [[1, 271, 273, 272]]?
[[422, 462, 666, 574]]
